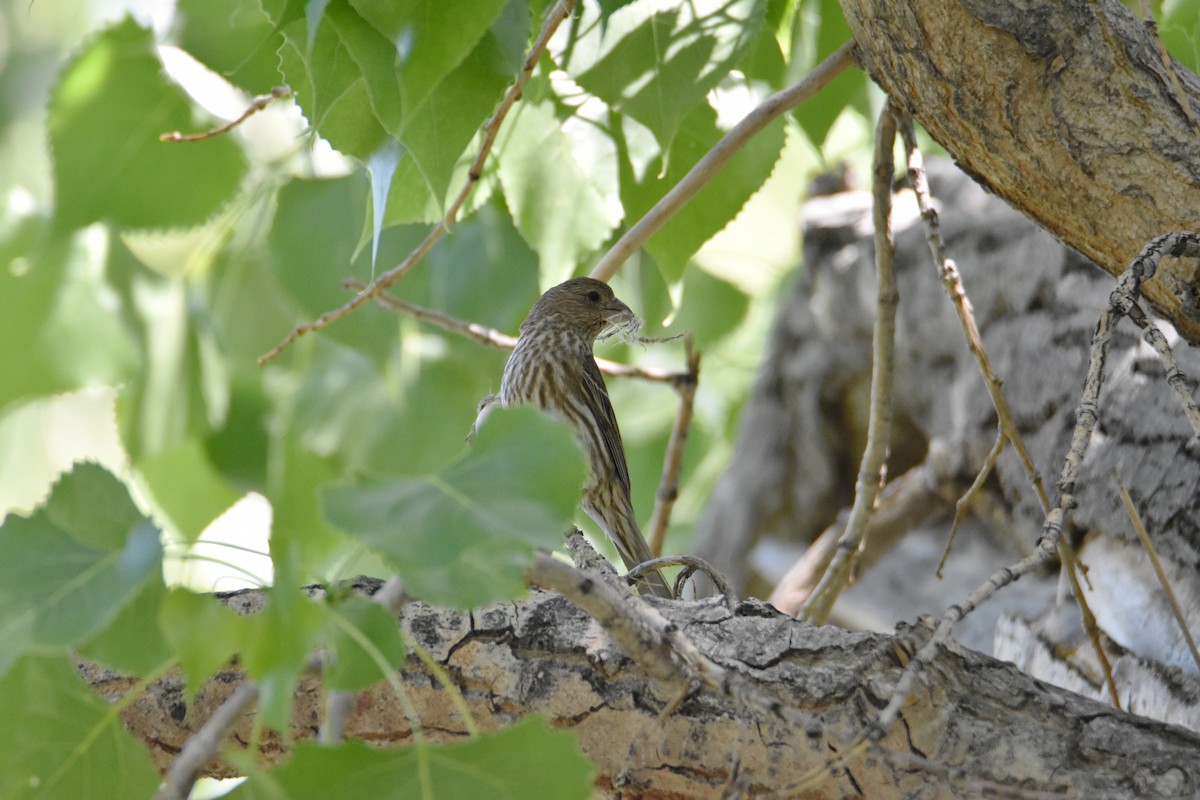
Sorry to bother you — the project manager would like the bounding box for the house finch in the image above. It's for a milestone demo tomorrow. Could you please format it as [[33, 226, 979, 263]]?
[[500, 278, 673, 598]]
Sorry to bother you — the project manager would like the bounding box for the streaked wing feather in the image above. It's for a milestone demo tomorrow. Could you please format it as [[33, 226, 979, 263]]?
[[580, 353, 632, 494]]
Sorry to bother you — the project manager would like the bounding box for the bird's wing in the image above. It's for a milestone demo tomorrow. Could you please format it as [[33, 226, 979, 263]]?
[[580, 353, 632, 495]]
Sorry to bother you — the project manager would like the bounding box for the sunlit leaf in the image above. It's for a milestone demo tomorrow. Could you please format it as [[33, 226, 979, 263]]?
[[160, 588, 245, 697], [48, 17, 246, 230], [0, 464, 163, 676], [323, 408, 585, 607], [0, 655, 160, 800], [497, 100, 622, 283], [619, 101, 786, 282], [324, 596, 404, 690], [568, 0, 767, 149], [175, 0, 283, 90]]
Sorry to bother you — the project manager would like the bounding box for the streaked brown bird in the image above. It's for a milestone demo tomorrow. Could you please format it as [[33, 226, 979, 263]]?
[[500, 278, 673, 598]]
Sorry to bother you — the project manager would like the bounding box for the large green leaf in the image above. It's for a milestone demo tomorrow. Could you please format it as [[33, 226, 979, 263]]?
[[227, 717, 592, 799], [278, 13, 390, 158], [0, 655, 160, 800], [0, 214, 139, 413], [350, 0, 510, 114], [77, 576, 172, 676], [619, 101, 786, 282], [790, 0, 867, 148], [160, 588, 246, 697], [323, 408, 585, 607], [47, 17, 246, 230], [323, 595, 405, 690], [567, 0, 767, 150], [0, 464, 163, 676], [497, 100, 622, 284], [139, 439, 244, 542], [175, 0, 284, 91]]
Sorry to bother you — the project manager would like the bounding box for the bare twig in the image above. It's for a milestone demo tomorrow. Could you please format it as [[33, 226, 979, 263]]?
[[937, 429, 1005, 578], [156, 682, 260, 800], [258, 0, 577, 364], [1058, 537, 1121, 709], [868, 231, 1200, 739], [160, 86, 291, 143], [647, 335, 700, 555], [1114, 471, 1200, 673], [346, 278, 691, 386], [799, 102, 899, 624], [771, 458, 963, 615], [589, 40, 858, 283], [626, 553, 736, 607], [896, 117, 1051, 514], [1124, 302, 1200, 436], [897, 118, 1125, 703]]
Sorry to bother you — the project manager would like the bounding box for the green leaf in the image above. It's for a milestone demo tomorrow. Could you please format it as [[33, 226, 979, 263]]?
[[77, 575, 172, 676], [323, 407, 585, 607], [175, 0, 284, 91], [350, 0, 510, 115], [239, 581, 328, 730], [161, 588, 245, 697], [568, 0, 768, 150], [48, 17, 246, 230], [0, 215, 139, 412], [790, 0, 867, 148], [673, 266, 750, 347], [497, 100, 622, 283], [139, 439, 244, 542], [0, 655, 160, 800], [0, 464, 163, 676], [116, 274, 213, 461], [398, 23, 518, 211], [1162, 0, 1200, 73], [324, 596, 404, 690], [620, 101, 787, 282], [278, 14, 390, 158], [227, 717, 592, 799]]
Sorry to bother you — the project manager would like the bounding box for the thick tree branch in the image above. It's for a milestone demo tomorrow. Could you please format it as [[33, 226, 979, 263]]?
[[840, 0, 1200, 341], [84, 580, 1200, 799]]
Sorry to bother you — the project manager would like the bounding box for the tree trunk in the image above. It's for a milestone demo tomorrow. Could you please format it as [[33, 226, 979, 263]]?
[[87, 580, 1200, 799], [841, 0, 1200, 341]]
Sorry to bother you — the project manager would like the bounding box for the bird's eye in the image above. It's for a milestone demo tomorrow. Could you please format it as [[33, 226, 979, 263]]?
[[586, 290, 601, 303]]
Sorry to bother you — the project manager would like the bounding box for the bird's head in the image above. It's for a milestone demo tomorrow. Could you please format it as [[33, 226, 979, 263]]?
[[522, 277, 640, 342]]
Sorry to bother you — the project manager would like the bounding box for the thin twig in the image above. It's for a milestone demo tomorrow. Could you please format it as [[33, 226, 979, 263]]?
[[868, 232, 1200, 739], [647, 335, 700, 555], [799, 101, 899, 624], [589, 40, 857, 283], [937, 430, 1005, 578], [898, 118, 1124, 703], [896, 117, 1051, 514], [1057, 537, 1121, 709], [160, 86, 291, 143], [346, 278, 690, 385], [156, 682, 260, 800], [258, 0, 578, 364], [1124, 301, 1200, 436], [625, 553, 736, 607], [1114, 471, 1200, 673]]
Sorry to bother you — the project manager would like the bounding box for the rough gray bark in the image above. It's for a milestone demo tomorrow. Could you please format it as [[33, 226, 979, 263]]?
[[840, 0, 1200, 342], [87, 579, 1200, 799], [695, 160, 1200, 596]]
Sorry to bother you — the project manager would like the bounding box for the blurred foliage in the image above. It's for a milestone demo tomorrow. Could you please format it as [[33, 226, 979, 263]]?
[[3, 0, 1190, 795]]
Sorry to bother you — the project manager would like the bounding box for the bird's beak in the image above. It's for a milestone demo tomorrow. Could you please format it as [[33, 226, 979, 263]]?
[[603, 298, 634, 326], [598, 298, 640, 341]]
